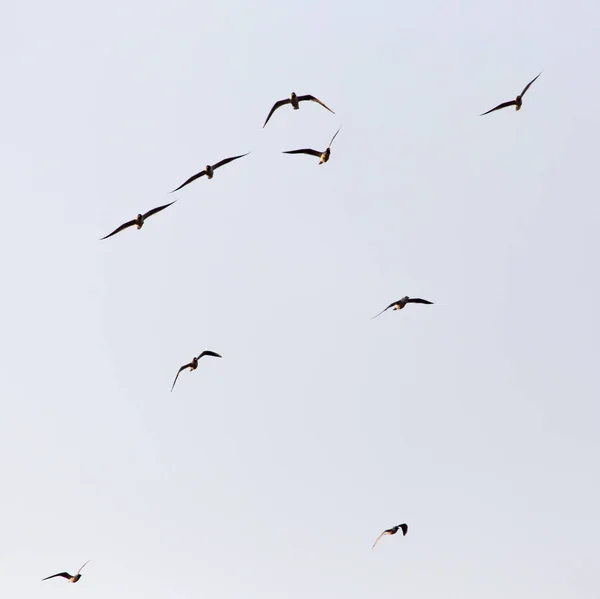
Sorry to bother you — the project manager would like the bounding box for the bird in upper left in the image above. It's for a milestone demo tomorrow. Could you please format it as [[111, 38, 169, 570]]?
[[42, 560, 91, 584]]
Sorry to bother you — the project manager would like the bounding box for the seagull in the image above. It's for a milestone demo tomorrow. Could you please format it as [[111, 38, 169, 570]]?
[[480, 71, 542, 116], [100, 201, 176, 240], [263, 92, 334, 127], [372, 524, 408, 549], [171, 350, 222, 392], [371, 296, 434, 319], [42, 560, 91, 583], [283, 126, 342, 165], [169, 153, 250, 193]]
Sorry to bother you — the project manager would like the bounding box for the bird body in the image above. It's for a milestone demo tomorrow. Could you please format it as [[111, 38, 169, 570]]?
[[263, 92, 334, 127], [283, 126, 341, 165], [100, 202, 176, 240], [169, 153, 249, 193], [42, 561, 90, 583], [372, 524, 408, 549], [171, 350, 222, 392], [371, 296, 434, 319], [480, 71, 542, 116]]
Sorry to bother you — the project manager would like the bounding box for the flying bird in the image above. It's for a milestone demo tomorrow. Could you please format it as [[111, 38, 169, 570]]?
[[372, 524, 408, 549], [171, 350, 222, 392], [371, 296, 434, 319], [42, 560, 91, 583], [263, 92, 335, 127], [169, 153, 250, 193], [480, 71, 542, 116], [100, 201, 176, 240], [283, 126, 342, 165]]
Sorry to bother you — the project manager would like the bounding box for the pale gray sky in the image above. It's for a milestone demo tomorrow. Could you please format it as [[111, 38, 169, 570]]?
[[1, 1, 599, 598]]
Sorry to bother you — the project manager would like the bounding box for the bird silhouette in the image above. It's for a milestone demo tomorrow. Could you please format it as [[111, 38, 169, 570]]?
[[171, 350, 222, 392], [372, 524, 408, 549], [371, 296, 434, 319], [42, 560, 91, 583], [263, 92, 334, 127], [480, 71, 542, 116]]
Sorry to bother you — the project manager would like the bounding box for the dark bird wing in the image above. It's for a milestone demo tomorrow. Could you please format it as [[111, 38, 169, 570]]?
[[171, 363, 193, 392], [197, 350, 222, 359], [520, 71, 542, 97], [212, 153, 250, 170], [263, 99, 291, 127], [296, 95, 335, 114], [100, 219, 138, 240], [282, 148, 322, 157], [143, 200, 176, 220], [399, 523, 408, 536], [42, 572, 71, 581], [371, 301, 398, 320], [372, 531, 386, 549], [405, 298, 434, 305], [328, 125, 342, 148], [169, 169, 207, 193], [480, 100, 518, 116], [76, 560, 91, 575]]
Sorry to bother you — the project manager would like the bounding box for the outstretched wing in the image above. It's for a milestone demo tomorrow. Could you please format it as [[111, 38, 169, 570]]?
[[372, 531, 385, 549], [76, 560, 91, 575], [406, 298, 433, 305], [212, 153, 250, 170], [42, 572, 71, 581], [143, 200, 176, 220], [371, 301, 397, 320], [171, 363, 192, 392], [480, 100, 517, 116], [282, 148, 322, 157], [263, 99, 291, 127], [399, 523, 408, 536], [328, 125, 342, 148], [297, 95, 335, 114], [169, 169, 207, 193], [197, 350, 222, 359], [520, 71, 542, 97], [100, 219, 137, 241]]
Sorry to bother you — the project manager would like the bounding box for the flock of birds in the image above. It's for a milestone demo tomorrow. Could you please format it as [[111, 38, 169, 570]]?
[[42, 71, 542, 586]]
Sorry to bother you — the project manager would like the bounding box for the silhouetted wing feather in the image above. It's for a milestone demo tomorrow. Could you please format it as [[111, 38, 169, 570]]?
[[197, 350, 222, 359], [100, 219, 137, 240], [371, 301, 398, 320], [399, 523, 408, 536], [263, 99, 291, 127], [282, 148, 322, 157], [42, 572, 71, 581], [328, 126, 342, 148], [76, 560, 91, 575], [372, 532, 385, 549], [169, 170, 207, 193], [297, 95, 335, 114], [520, 71, 542, 97], [406, 298, 433, 304], [143, 201, 176, 220], [171, 363, 193, 392], [480, 100, 517, 116], [212, 153, 250, 170]]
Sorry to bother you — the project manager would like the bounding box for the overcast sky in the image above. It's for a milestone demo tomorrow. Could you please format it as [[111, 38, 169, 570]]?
[[1, 1, 599, 598]]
